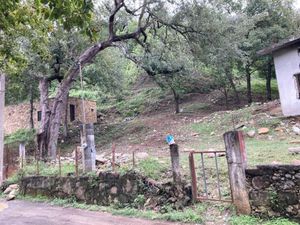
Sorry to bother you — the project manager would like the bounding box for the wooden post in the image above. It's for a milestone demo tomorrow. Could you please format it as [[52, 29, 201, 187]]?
[[0, 74, 5, 185], [58, 148, 61, 176], [132, 151, 135, 168], [80, 123, 96, 172], [224, 131, 251, 215], [112, 143, 116, 172], [19, 142, 26, 169], [169, 144, 181, 184], [189, 152, 198, 202], [75, 147, 79, 176]]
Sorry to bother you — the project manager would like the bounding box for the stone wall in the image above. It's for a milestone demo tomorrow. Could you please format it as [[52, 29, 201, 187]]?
[[246, 165, 300, 220], [20, 172, 192, 209], [4, 97, 97, 135]]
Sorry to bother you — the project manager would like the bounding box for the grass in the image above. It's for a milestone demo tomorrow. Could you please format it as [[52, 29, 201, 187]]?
[[135, 157, 169, 180], [230, 215, 298, 225], [6, 161, 77, 184]]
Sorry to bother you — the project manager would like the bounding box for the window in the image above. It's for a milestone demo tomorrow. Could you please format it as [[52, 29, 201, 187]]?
[[294, 73, 300, 99], [91, 108, 94, 112], [37, 111, 42, 121], [70, 104, 75, 122]]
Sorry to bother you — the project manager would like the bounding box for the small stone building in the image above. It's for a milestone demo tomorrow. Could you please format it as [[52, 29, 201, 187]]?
[[4, 97, 97, 135], [259, 36, 300, 116]]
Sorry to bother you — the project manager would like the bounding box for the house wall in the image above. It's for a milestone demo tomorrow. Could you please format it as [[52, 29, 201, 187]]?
[[273, 45, 300, 116], [4, 98, 97, 135]]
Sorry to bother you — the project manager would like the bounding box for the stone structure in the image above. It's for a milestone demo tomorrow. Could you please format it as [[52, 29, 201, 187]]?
[[4, 97, 97, 135], [258, 36, 300, 116], [246, 165, 300, 221], [19, 172, 192, 209]]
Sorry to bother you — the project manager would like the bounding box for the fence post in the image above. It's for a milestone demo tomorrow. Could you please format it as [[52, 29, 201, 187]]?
[[224, 131, 251, 215], [111, 143, 116, 172], [75, 147, 79, 176], [0, 74, 5, 185], [80, 123, 96, 172], [19, 142, 26, 169], [169, 144, 181, 185], [189, 152, 198, 202], [58, 148, 61, 177]]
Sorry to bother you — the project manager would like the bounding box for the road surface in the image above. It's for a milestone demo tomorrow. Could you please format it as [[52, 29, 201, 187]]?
[[0, 200, 184, 225]]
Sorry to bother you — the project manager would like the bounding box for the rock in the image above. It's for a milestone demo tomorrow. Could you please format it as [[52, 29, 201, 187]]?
[[110, 186, 118, 194], [191, 133, 200, 137], [292, 126, 300, 135], [6, 189, 18, 201], [252, 176, 270, 189], [247, 130, 256, 138], [288, 147, 300, 154], [292, 160, 300, 165], [4, 184, 19, 195], [135, 152, 149, 160], [258, 128, 270, 135], [283, 180, 295, 190]]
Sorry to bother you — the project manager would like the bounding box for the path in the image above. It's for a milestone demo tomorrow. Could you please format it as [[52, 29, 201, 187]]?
[[0, 200, 184, 225]]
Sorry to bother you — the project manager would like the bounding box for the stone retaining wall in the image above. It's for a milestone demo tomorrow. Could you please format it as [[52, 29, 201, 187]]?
[[246, 165, 300, 220], [20, 172, 191, 209]]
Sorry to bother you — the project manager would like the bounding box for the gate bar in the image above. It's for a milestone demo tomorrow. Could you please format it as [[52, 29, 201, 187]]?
[[200, 153, 208, 198], [214, 152, 222, 200]]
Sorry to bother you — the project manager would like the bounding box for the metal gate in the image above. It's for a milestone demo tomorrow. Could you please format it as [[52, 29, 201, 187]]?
[[188, 150, 232, 203]]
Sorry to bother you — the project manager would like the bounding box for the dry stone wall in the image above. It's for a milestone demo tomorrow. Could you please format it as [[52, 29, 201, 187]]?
[[20, 172, 192, 209], [246, 165, 300, 221]]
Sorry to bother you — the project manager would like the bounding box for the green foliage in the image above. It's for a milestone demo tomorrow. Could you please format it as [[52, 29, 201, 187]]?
[[230, 215, 298, 225], [4, 129, 35, 145], [137, 158, 168, 180]]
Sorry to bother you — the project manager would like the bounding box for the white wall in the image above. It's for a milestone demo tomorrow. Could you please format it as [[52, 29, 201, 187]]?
[[273, 45, 300, 116]]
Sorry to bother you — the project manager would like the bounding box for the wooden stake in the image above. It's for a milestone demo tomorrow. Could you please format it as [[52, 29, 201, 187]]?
[[112, 143, 116, 172], [58, 148, 61, 176], [0, 74, 5, 185], [75, 147, 79, 176], [169, 144, 181, 185], [224, 131, 251, 215], [132, 151, 135, 168]]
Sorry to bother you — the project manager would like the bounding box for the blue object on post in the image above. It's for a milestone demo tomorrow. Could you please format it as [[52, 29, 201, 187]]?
[[166, 135, 175, 145]]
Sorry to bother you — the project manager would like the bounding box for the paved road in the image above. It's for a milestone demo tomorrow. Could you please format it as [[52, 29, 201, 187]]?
[[0, 200, 183, 225]]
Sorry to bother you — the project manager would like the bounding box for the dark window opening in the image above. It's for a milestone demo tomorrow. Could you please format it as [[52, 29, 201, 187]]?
[[70, 104, 75, 122], [294, 73, 300, 99], [91, 108, 94, 112], [37, 111, 42, 121]]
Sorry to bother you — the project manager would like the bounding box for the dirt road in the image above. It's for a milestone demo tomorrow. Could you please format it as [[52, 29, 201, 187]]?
[[0, 200, 185, 225]]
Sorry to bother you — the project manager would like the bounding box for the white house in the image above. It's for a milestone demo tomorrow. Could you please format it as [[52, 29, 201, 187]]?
[[259, 36, 300, 116]]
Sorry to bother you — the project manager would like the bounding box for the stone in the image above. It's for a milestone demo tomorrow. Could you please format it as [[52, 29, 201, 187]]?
[[6, 189, 18, 201], [292, 126, 300, 135], [294, 173, 300, 179], [252, 176, 270, 189], [258, 128, 270, 135], [247, 130, 256, 138], [4, 184, 19, 195], [135, 152, 149, 160], [110, 186, 118, 194], [292, 160, 300, 165], [283, 180, 295, 190]]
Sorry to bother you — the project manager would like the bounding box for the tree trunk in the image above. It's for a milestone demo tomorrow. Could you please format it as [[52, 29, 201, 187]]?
[[246, 65, 252, 104], [29, 84, 34, 129], [171, 87, 180, 113], [266, 59, 273, 101], [37, 78, 50, 160], [225, 70, 240, 105], [62, 94, 69, 139]]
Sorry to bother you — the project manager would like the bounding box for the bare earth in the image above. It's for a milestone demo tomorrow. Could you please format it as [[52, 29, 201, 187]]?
[[0, 200, 184, 225]]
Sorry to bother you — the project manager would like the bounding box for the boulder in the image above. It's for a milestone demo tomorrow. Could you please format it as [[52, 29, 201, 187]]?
[[292, 126, 300, 135], [258, 128, 270, 135], [247, 130, 256, 138]]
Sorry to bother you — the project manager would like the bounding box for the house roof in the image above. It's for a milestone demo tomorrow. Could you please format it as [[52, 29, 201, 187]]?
[[258, 36, 300, 56]]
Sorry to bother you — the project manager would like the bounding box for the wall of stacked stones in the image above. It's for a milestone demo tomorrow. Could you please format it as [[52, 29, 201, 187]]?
[[246, 165, 300, 220], [20, 172, 192, 209]]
